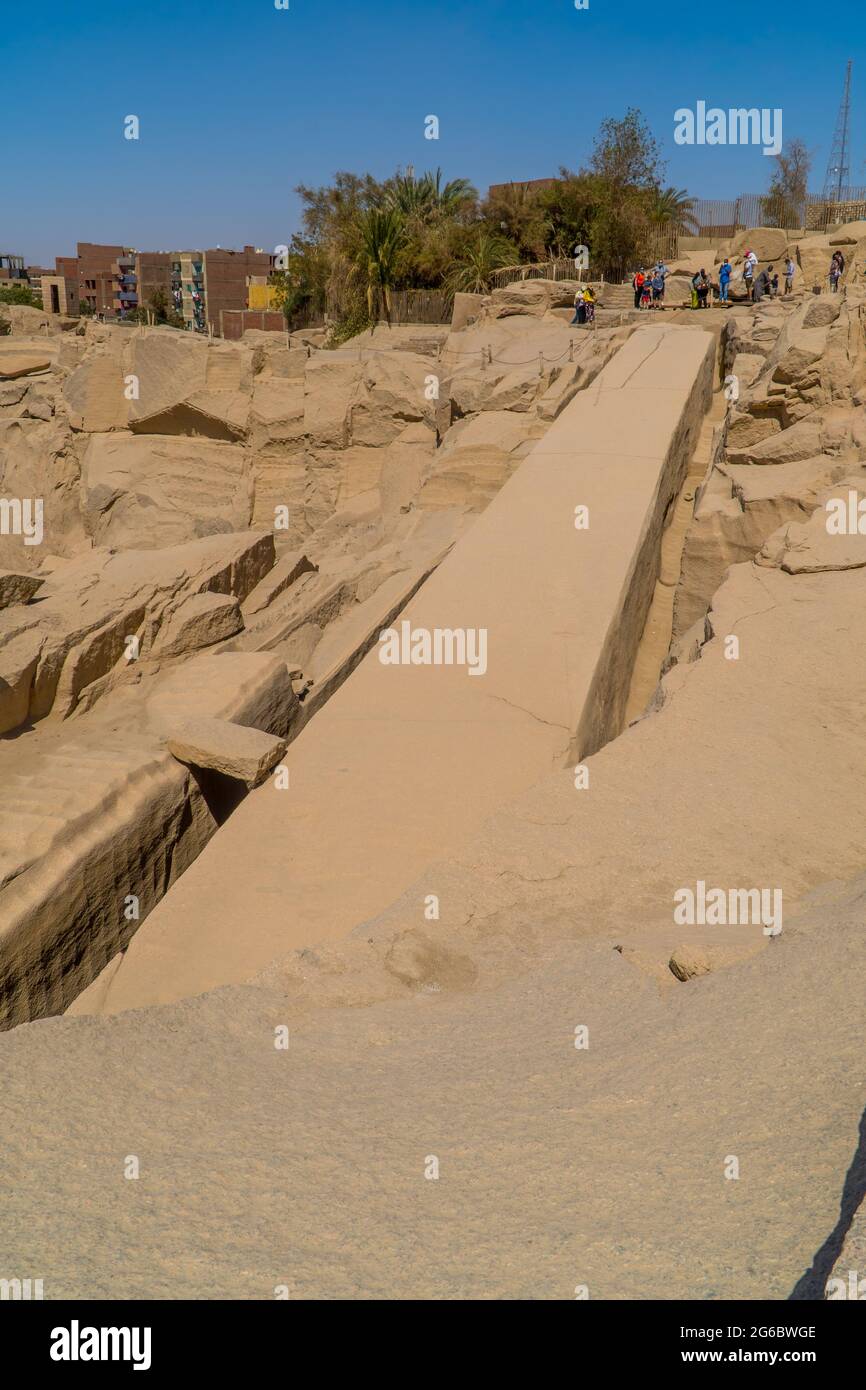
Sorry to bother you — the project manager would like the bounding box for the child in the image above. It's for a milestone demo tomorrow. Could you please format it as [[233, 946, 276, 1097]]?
[[640, 278, 652, 309]]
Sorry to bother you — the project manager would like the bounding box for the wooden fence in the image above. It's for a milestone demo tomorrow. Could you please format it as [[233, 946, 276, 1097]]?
[[489, 259, 577, 288], [290, 287, 453, 330], [490, 230, 681, 290]]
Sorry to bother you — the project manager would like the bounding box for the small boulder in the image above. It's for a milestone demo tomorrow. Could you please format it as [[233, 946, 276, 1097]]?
[[0, 629, 42, 734], [0, 351, 52, 380], [725, 412, 781, 450], [730, 226, 789, 264], [152, 592, 244, 659], [803, 299, 841, 329], [0, 569, 45, 609], [166, 716, 287, 787], [669, 940, 766, 981]]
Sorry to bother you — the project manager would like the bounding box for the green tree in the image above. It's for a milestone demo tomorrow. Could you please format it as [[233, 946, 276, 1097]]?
[[130, 286, 185, 327], [270, 241, 330, 324], [447, 229, 516, 294], [481, 182, 547, 261], [649, 186, 698, 234], [589, 108, 662, 191], [385, 167, 476, 221], [353, 207, 406, 325], [536, 170, 600, 258], [762, 139, 812, 228]]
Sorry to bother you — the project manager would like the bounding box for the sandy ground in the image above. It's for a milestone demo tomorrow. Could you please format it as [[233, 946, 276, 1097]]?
[[1, 875, 863, 1300], [2, 554, 866, 1298]]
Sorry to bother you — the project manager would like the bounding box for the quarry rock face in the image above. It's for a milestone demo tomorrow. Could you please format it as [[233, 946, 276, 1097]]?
[[81, 432, 254, 547], [3, 266, 866, 1303]]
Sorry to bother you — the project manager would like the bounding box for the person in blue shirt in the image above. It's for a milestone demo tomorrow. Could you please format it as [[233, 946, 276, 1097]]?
[[718, 258, 732, 304]]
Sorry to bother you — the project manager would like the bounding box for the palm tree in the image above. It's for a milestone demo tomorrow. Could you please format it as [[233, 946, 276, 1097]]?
[[387, 171, 434, 218], [425, 168, 477, 215], [447, 230, 515, 295], [386, 168, 476, 221], [353, 207, 406, 325], [650, 186, 698, 234]]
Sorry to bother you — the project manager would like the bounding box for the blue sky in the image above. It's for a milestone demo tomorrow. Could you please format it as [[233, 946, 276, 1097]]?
[[1, 0, 860, 265]]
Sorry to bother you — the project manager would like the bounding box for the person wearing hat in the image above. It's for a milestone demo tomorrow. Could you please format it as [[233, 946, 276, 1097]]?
[[571, 286, 587, 325], [744, 249, 758, 301], [632, 267, 646, 309]]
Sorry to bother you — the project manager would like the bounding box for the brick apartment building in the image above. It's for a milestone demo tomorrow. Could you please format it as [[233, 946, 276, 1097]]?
[[40, 241, 274, 332], [168, 245, 272, 333], [202, 246, 272, 332], [134, 251, 172, 316], [44, 243, 143, 319], [76, 243, 129, 314]]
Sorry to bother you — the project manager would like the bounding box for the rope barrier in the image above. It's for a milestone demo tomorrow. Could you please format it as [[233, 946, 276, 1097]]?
[[349, 341, 587, 367]]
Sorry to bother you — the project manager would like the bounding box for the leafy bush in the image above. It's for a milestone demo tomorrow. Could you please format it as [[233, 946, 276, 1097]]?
[[0, 284, 42, 309]]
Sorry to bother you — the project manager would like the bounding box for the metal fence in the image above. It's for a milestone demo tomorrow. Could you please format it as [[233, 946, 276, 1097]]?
[[690, 191, 866, 237]]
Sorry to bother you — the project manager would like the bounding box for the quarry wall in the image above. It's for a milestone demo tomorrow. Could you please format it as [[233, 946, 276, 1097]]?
[[89, 324, 717, 1014]]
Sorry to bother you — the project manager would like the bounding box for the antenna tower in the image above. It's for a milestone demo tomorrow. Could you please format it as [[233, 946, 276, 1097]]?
[[822, 60, 853, 203]]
